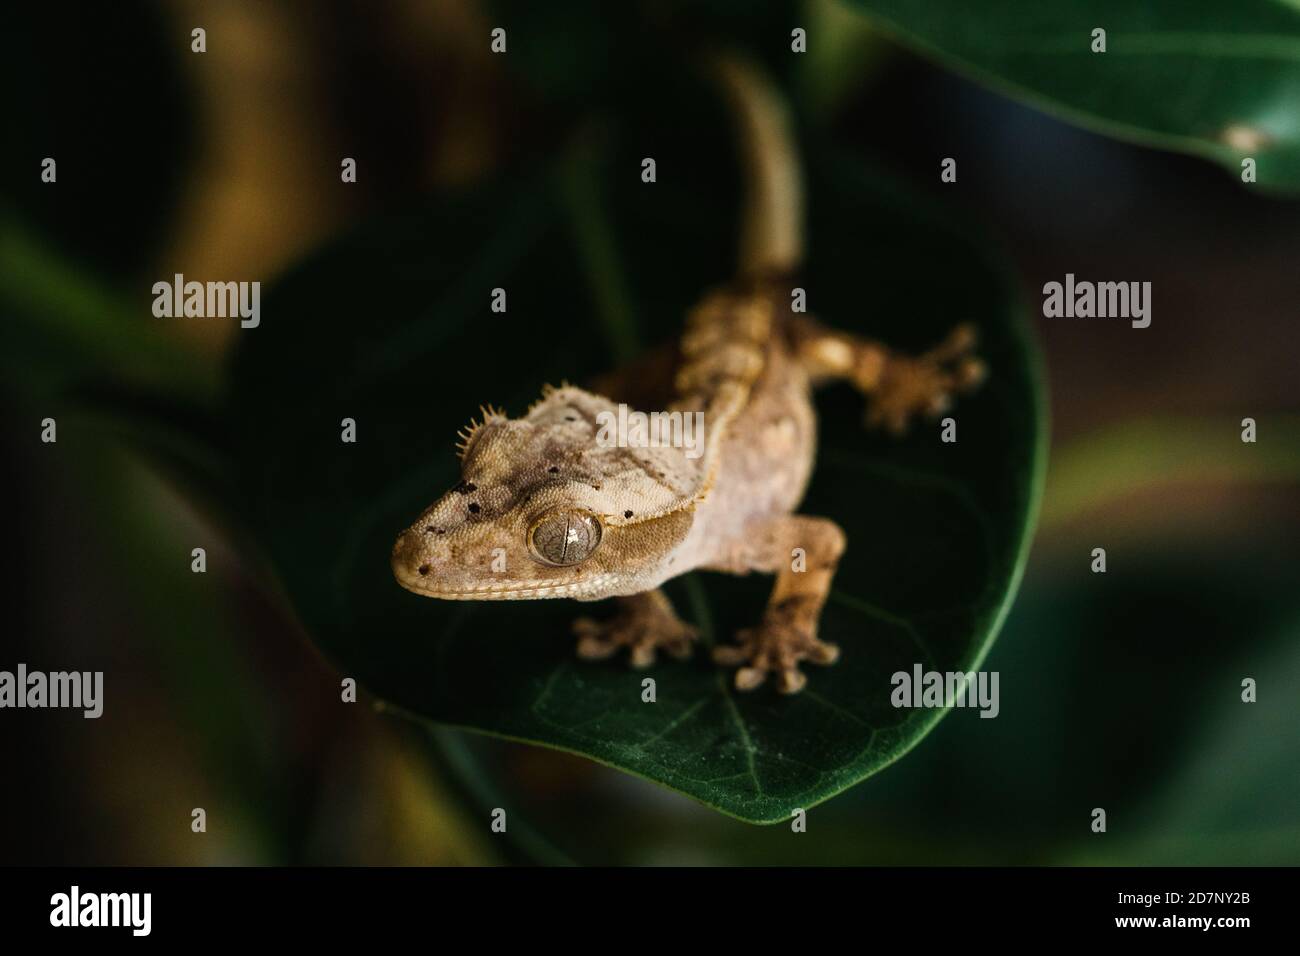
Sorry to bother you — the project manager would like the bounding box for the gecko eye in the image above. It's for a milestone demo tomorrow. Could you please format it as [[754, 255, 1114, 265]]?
[[528, 510, 602, 566]]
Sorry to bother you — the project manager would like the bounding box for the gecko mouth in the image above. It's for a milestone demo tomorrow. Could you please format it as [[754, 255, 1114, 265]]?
[[396, 579, 582, 600], [392, 560, 617, 600]]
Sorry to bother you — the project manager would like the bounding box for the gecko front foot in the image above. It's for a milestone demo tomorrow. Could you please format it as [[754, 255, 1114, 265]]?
[[713, 597, 840, 694], [573, 589, 698, 669], [865, 323, 986, 435]]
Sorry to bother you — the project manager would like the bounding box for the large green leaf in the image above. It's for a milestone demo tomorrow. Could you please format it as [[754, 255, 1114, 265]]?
[[841, 0, 1300, 188], [449, 549, 1300, 862], [229, 93, 1044, 821]]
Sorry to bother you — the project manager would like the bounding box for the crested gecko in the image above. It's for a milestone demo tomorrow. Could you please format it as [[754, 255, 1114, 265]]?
[[391, 57, 983, 693]]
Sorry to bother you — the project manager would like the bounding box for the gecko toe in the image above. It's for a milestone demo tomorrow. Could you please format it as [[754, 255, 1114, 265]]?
[[629, 643, 657, 669], [576, 634, 621, 661], [572, 597, 698, 669], [776, 668, 807, 695], [806, 640, 840, 665], [664, 634, 696, 660], [862, 321, 985, 435], [717, 615, 838, 693], [956, 356, 986, 389]]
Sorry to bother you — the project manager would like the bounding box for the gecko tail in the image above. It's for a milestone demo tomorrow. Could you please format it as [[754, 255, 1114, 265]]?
[[709, 52, 804, 281]]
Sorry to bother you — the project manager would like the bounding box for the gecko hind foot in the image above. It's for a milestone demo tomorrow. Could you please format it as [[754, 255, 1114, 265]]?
[[712, 599, 840, 694], [864, 323, 985, 435], [573, 596, 698, 669]]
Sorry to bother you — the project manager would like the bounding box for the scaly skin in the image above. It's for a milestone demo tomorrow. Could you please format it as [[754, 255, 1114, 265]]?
[[390, 56, 985, 693]]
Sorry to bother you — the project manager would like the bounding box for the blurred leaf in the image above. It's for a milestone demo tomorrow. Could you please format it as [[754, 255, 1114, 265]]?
[[1041, 415, 1300, 529], [0, 0, 194, 274], [50, 430, 290, 862], [420, 726, 574, 865], [0, 218, 234, 541], [229, 84, 1044, 822], [841, 0, 1300, 188], [1069, 613, 1300, 865], [0, 218, 219, 402], [489, 0, 804, 108], [796, 0, 894, 121], [67, 383, 244, 541], [903, 551, 1300, 863]]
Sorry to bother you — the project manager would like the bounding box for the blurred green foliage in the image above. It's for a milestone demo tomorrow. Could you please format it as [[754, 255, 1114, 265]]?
[[843, 0, 1300, 188]]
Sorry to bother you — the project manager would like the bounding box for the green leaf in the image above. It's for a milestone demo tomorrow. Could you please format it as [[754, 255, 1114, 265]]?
[[840, 0, 1300, 188], [0, 218, 219, 402], [229, 107, 1044, 821]]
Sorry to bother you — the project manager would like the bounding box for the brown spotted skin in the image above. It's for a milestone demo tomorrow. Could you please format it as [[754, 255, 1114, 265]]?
[[391, 280, 983, 693]]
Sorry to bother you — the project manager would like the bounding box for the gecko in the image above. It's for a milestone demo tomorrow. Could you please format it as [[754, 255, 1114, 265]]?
[[390, 57, 984, 694]]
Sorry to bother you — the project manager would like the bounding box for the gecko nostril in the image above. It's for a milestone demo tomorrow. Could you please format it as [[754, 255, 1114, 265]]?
[[468, 502, 480, 514], [418, 564, 430, 576]]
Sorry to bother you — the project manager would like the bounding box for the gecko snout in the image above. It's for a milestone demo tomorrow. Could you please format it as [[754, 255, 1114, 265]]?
[[391, 529, 437, 587]]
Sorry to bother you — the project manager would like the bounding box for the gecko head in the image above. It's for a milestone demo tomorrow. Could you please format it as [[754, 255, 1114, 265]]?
[[391, 395, 695, 601]]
